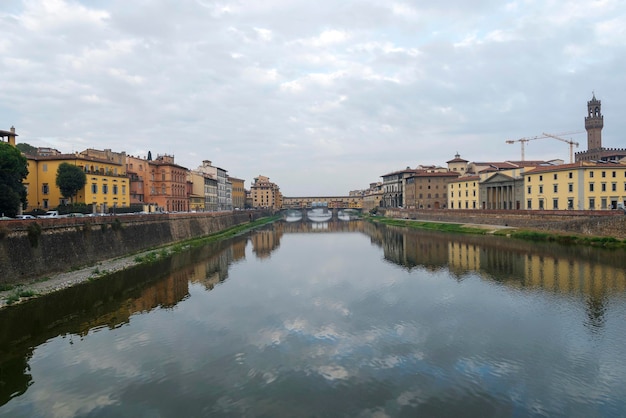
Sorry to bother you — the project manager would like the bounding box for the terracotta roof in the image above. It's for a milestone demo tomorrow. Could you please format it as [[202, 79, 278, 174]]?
[[472, 160, 550, 169], [409, 171, 460, 178], [506, 160, 550, 167], [526, 160, 625, 173], [484, 162, 519, 169], [0, 129, 17, 137], [381, 168, 417, 177], [26, 153, 121, 165], [446, 157, 468, 163], [452, 175, 480, 181]]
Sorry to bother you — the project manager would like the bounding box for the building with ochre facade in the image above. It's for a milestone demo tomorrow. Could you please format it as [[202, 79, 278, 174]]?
[[24, 152, 130, 213]]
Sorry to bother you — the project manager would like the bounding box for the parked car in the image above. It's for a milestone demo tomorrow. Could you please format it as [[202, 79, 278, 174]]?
[[38, 210, 59, 219], [66, 213, 86, 218], [15, 214, 36, 219]]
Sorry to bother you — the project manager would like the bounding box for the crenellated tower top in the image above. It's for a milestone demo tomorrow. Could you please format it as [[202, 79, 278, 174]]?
[[585, 92, 603, 150]]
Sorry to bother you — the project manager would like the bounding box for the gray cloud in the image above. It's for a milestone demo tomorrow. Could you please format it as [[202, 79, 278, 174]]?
[[1, 0, 624, 195]]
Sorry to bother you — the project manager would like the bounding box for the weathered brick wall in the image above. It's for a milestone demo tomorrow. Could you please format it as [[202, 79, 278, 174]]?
[[383, 209, 626, 239], [0, 211, 266, 285]]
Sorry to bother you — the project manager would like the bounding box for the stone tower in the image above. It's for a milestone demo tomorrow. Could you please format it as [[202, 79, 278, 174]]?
[[585, 93, 603, 150]]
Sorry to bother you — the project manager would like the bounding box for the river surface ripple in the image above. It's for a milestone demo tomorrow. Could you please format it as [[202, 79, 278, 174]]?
[[1, 221, 626, 417]]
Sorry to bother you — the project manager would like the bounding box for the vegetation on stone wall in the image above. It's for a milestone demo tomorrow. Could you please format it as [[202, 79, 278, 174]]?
[[370, 216, 626, 249], [111, 218, 123, 231], [26, 222, 42, 248], [495, 229, 626, 249], [370, 217, 488, 235], [131, 215, 281, 267]]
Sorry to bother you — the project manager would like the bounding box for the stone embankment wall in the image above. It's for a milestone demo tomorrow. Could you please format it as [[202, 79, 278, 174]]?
[[383, 209, 626, 239], [0, 211, 267, 285]]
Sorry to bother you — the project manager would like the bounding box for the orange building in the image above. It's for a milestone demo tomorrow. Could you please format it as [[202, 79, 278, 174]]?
[[251, 175, 282, 209], [126, 153, 189, 212], [126, 155, 150, 206]]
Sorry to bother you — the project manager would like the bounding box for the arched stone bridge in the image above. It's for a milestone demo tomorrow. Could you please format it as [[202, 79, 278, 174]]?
[[282, 208, 362, 222], [282, 195, 363, 210]]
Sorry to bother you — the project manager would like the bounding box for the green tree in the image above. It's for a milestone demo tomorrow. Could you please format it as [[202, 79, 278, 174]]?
[[56, 162, 86, 203], [0, 142, 29, 217], [16, 143, 38, 156]]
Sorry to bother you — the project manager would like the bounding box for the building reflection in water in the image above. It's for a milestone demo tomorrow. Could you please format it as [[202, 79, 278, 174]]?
[[0, 234, 250, 408], [2, 220, 625, 406], [362, 222, 626, 294], [251, 226, 282, 259], [362, 221, 626, 335]]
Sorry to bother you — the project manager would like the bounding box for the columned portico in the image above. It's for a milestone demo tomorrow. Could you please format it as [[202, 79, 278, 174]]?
[[480, 173, 522, 211], [486, 185, 515, 209]]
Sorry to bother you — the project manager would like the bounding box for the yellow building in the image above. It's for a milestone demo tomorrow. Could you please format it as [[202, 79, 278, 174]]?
[[525, 161, 626, 210], [25, 153, 130, 213], [228, 176, 245, 209], [448, 175, 480, 209], [448, 165, 538, 210], [359, 182, 382, 212], [187, 170, 206, 211]]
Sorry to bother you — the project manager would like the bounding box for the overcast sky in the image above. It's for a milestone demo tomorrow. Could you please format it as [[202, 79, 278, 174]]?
[[1, 0, 625, 196]]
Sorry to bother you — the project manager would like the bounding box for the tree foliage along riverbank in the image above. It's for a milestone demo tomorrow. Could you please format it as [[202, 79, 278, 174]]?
[[0, 142, 28, 217]]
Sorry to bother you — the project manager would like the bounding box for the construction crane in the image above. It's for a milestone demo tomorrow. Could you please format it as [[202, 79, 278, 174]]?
[[505, 135, 547, 161], [542, 132, 581, 163], [506, 130, 585, 162]]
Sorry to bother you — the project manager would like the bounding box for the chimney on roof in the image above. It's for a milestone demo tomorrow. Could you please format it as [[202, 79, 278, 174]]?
[[7, 126, 17, 146]]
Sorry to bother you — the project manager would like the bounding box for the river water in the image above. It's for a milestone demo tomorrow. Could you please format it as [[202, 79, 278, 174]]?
[[1, 220, 626, 417]]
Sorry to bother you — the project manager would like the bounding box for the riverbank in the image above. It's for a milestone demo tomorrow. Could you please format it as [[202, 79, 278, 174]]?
[[0, 215, 279, 309], [0, 210, 271, 286], [370, 216, 626, 249], [381, 207, 626, 240]]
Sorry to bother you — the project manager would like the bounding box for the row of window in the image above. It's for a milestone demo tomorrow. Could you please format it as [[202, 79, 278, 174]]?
[[450, 190, 476, 198], [415, 193, 443, 199], [529, 182, 625, 194], [42, 183, 126, 195], [527, 198, 622, 210], [449, 182, 477, 189], [451, 201, 478, 209], [39, 163, 120, 175], [91, 184, 125, 195], [530, 170, 625, 182], [149, 172, 187, 183], [451, 198, 624, 211]]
